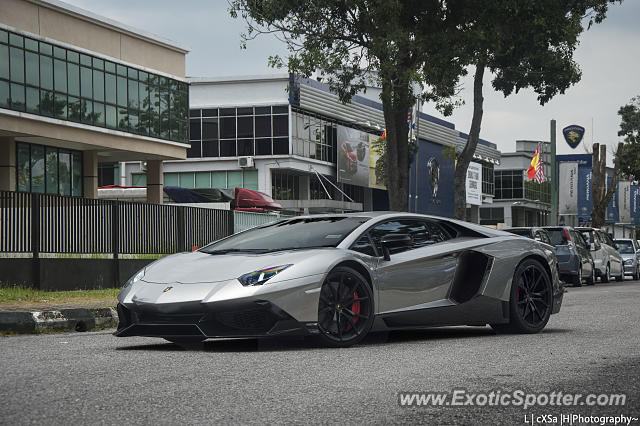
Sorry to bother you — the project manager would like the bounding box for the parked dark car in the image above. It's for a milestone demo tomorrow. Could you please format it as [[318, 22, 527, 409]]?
[[543, 226, 595, 286], [614, 238, 640, 280], [503, 227, 553, 246], [577, 227, 624, 282]]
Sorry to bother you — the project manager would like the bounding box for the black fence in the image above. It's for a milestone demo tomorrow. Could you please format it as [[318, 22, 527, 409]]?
[[0, 190, 233, 255], [0, 191, 235, 288]]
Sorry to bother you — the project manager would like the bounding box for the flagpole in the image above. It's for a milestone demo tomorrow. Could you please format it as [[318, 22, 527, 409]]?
[[550, 119, 558, 226]]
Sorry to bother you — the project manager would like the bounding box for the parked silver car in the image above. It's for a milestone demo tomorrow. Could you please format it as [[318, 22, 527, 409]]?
[[577, 227, 624, 283], [614, 238, 640, 280]]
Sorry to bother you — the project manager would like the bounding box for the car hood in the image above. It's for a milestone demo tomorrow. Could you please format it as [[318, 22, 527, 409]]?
[[141, 249, 336, 284]]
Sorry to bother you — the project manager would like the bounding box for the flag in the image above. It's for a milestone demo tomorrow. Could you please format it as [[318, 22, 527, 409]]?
[[381, 129, 386, 140], [527, 144, 545, 183]]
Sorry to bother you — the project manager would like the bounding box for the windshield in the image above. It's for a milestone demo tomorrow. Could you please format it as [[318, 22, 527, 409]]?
[[545, 229, 568, 246], [615, 240, 635, 254], [201, 216, 369, 253]]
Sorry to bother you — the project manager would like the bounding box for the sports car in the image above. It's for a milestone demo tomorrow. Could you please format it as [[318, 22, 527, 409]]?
[[115, 212, 563, 347]]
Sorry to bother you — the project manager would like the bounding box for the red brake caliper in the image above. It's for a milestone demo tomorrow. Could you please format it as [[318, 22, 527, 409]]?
[[345, 291, 361, 331]]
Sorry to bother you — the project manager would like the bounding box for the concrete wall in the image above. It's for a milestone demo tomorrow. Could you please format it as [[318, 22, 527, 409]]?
[[0, 257, 155, 290], [0, 0, 187, 77]]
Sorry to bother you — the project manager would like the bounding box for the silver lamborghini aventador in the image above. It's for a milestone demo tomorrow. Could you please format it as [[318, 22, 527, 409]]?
[[115, 212, 563, 347]]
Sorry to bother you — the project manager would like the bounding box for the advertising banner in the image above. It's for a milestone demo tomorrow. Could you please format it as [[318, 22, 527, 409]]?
[[577, 161, 593, 220], [606, 174, 619, 223], [465, 162, 482, 206], [632, 185, 640, 226], [368, 134, 386, 190], [337, 126, 370, 187], [411, 139, 454, 217], [558, 162, 578, 215], [619, 180, 631, 223]]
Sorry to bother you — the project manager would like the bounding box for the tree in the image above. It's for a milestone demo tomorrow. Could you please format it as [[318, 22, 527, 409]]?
[[449, 0, 620, 220], [229, 1, 466, 211], [591, 142, 623, 227], [617, 96, 640, 179]]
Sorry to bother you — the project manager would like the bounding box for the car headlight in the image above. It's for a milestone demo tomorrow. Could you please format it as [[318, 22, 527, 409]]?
[[624, 259, 634, 265], [124, 268, 145, 288], [238, 264, 292, 287]]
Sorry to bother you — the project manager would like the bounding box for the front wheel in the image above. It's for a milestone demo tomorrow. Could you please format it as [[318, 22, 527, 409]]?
[[572, 266, 582, 287], [317, 266, 374, 347], [491, 258, 553, 334], [633, 265, 639, 281], [615, 264, 624, 282]]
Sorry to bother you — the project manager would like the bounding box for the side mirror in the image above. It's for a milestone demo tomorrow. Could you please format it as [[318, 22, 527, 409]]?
[[380, 234, 412, 261]]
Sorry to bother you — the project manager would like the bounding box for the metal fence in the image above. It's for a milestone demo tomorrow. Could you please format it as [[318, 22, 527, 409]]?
[[0, 191, 234, 256], [233, 210, 290, 233]]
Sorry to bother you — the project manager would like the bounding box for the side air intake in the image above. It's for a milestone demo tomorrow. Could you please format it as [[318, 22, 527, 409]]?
[[449, 251, 493, 304]]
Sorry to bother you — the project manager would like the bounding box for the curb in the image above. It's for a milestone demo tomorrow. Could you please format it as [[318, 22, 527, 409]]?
[[0, 307, 118, 334]]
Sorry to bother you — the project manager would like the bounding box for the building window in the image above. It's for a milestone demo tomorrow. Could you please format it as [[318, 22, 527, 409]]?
[[131, 173, 146, 186], [480, 207, 505, 226], [494, 170, 523, 199], [482, 163, 494, 196], [291, 111, 336, 163], [187, 105, 289, 159], [163, 170, 258, 190], [271, 170, 299, 200], [98, 162, 119, 186], [524, 179, 551, 204], [0, 29, 188, 143], [16, 141, 82, 196]]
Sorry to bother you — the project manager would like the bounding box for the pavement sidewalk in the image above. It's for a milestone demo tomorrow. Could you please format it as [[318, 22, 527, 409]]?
[[0, 301, 118, 334]]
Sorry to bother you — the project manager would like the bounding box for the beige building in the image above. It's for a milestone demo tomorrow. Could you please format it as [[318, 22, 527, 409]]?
[[0, 0, 189, 203]]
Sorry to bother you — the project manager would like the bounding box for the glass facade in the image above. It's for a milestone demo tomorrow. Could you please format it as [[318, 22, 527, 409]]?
[[0, 29, 188, 142], [16, 142, 82, 196], [271, 170, 299, 200], [524, 179, 551, 203], [494, 170, 524, 199], [164, 170, 258, 191], [291, 110, 338, 163], [188, 106, 289, 158], [482, 163, 494, 196], [479, 207, 505, 226]]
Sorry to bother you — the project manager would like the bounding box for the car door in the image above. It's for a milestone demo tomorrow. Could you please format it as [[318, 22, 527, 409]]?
[[598, 230, 624, 276], [581, 230, 605, 274], [368, 219, 458, 314]]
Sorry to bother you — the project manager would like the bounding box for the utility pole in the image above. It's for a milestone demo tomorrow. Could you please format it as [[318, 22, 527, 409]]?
[[550, 119, 558, 225]]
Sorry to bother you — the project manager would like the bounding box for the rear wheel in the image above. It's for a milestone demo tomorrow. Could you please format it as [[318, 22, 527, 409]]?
[[601, 263, 611, 283], [572, 266, 582, 287], [491, 258, 552, 334], [585, 263, 595, 286], [317, 266, 374, 347]]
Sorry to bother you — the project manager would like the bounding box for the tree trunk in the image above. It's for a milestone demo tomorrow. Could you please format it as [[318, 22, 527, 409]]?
[[381, 80, 410, 212], [454, 62, 485, 220], [591, 142, 623, 228]]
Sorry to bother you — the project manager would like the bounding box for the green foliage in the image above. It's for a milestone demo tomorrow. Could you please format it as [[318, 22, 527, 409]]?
[[618, 96, 640, 179], [0, 285, 119, 306], [371, 136, 418, 188]]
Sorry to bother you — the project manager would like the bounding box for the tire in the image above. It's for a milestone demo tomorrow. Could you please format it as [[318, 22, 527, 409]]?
[[572, 266, 582, 287], [633, 265, 639, 281], [491, 258, 553, 334], [615, 264, 624, 282], [601, 263, 610, 283], [585, 264, 595, 286], [317, 266, 374, 347]]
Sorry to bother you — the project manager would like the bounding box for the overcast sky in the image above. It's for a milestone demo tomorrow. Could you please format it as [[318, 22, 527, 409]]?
[[64, 0, 640, 161]]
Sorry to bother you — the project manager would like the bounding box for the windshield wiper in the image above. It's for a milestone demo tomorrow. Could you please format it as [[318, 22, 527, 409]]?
[[262, 245, 336, 253]]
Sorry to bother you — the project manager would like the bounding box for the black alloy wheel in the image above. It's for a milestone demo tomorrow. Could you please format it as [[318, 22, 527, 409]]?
[[491, 258, 552, 334], [317, 266, 374, 347]]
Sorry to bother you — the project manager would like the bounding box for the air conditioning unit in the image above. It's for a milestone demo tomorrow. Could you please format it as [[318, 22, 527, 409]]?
[[238, 156, 254, 168]]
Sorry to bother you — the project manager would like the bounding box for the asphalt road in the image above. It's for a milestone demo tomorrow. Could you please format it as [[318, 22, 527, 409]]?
[[1, 280, 640, 425]]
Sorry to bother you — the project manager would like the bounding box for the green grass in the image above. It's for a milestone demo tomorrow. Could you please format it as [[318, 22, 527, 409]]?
[[0, 285, 120, 307]]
